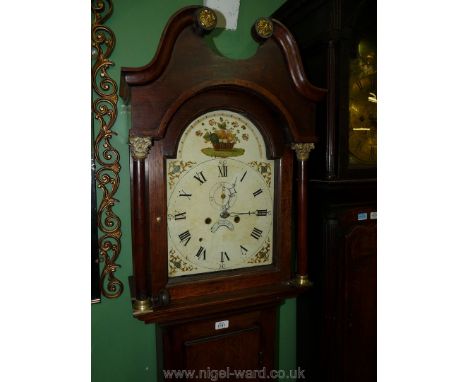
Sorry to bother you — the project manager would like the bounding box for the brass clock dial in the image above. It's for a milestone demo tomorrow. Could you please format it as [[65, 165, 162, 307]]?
[[166, 111, 274, 277], [348, 40, 377, 165]]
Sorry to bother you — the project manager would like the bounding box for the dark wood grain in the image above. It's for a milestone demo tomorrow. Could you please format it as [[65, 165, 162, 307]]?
[[297, 181, 377, 382], [131, 158, 149, 301], [296, 159, 309, 277], [134, 282, 302, 325]]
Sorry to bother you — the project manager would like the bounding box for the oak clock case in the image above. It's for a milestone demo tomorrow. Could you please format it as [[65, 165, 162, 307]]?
[[120, 6, 325, 328], [120, 5, 326, 379]]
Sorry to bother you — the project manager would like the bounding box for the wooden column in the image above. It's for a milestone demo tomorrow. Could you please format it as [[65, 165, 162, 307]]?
[[292, 143, 315, 287], [129, 136, 153, 312]]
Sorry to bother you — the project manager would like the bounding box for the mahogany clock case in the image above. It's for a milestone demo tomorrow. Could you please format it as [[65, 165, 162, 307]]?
[[120, 6, 326, 322]]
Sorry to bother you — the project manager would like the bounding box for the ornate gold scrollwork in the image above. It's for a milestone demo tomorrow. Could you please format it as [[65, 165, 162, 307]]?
[[291, 143, 315, 161], [92, 0, 123, 299]]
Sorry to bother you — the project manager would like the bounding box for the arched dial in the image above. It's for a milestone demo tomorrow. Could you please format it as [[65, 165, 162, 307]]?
[[165, 110, 274, 278], [167, 158, 273, 275]]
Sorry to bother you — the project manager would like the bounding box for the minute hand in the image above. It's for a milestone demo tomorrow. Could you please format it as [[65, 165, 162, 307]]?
[[230, 210, 269, 216]]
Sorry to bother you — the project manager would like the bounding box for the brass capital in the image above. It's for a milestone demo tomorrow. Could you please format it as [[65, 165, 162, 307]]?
[[292, 142, 315, 161], [197, 7, 217, 31], [129, 136, 152, 160], [255, 17, 274, 39]]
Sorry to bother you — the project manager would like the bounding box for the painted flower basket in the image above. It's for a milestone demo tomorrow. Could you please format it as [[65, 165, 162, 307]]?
[[200, 117, 248, 158]]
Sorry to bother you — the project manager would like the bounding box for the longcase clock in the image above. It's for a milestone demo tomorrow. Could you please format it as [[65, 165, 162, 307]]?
[[274, 1, 377, 380], [120, 6, 325, 378]]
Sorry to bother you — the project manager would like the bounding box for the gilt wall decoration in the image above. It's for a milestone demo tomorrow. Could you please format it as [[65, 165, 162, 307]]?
[[91, 0, 123, 299]]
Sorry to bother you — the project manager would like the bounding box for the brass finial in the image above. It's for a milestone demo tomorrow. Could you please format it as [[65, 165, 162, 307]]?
[[255, 17, 274, 39], [197, 7, 217, 31]]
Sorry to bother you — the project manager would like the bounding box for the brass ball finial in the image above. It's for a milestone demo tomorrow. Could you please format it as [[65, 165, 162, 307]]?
[[254, 17, 274, 39], [197, 7, 217, 31]]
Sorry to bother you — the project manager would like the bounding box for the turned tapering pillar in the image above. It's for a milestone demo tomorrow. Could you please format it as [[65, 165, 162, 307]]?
[[292, 143, 315, 287], [129, 136, 153, 312]]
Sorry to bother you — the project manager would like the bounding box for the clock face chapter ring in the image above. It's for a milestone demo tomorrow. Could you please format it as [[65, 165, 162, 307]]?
[[167, 158, 274, 275]]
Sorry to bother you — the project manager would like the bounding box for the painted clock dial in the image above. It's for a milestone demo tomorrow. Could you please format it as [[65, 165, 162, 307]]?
[[166, 110, 274, 277]]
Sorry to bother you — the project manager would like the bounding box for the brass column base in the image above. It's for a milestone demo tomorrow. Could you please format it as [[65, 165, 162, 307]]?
[[132, 298, 153, 314], [291, 274, 313, 287]]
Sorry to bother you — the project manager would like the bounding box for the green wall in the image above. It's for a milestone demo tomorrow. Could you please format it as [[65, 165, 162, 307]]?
[[91, 1, 292, 381]]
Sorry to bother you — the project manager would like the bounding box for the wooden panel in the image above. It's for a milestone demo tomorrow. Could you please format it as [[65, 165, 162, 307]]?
[[160, 305, 278, 381], [185, 328, 261, 377], [343, 223, 377, 381], [296, 184, 377, 381]]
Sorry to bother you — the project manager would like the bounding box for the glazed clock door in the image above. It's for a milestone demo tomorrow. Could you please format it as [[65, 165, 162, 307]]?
[[166, 110, 275, 277]]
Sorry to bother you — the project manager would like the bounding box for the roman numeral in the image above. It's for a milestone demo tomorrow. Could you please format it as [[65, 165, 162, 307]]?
[[253, 188, 263, 197], [251, 227, 263, 240], [196, 246, 206, 260], [174, 212, 186, 220], [193, 171, 207, 185], [221, 251, 230, 262], [178, 230, 191, 246], [356, 79, 363, 90], [178, 189, 192, 199], [218, 163, 228, 177], [240, 171, 247, 182], [256, 209, 268, 216], [240, 245, 248, 256]]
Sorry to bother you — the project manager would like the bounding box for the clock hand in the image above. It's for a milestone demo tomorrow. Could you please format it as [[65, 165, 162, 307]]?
[[219, 178, 238, 216], [210, 219, 234, 233], [230, 210, 271, 216], [229, 177, 238, 195]]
